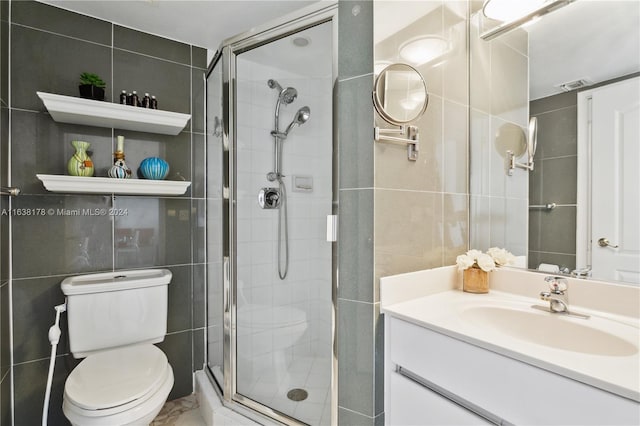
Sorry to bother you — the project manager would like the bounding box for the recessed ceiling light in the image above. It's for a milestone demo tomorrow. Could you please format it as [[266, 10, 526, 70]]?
[[292, 37, 310, 48], [399, 36, 448, 66]]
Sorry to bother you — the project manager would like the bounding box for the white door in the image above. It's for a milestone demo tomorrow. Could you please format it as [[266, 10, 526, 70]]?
[[588, 77, 640, 284]]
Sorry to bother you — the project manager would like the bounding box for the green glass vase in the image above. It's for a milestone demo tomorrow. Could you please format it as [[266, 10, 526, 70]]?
[[67, 141, 94, 177]]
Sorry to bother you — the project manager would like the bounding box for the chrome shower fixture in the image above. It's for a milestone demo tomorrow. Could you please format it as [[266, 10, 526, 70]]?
[[272, 106, 311, 139], [264, 78, 311, 280], [268, 79, 298, 105], [284, 106, 310, 135]]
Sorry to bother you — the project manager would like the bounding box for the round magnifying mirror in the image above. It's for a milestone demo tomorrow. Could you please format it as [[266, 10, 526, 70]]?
[[373, 63, 428, 125]]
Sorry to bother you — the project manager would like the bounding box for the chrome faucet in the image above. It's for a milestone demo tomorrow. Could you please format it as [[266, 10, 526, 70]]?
[[540, 276, 569, 313]]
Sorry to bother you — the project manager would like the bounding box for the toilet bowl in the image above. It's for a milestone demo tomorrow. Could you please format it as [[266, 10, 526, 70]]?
[[63, 345, 174, 426]]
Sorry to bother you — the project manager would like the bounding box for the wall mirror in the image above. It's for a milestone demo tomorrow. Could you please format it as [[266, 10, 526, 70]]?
[[373, 63, 428, 125], [470, 0, 640, 285]]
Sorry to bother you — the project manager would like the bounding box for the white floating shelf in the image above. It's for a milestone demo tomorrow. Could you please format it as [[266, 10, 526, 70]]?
[[37, 92, 191, 136], [36, 174, 191, 196]]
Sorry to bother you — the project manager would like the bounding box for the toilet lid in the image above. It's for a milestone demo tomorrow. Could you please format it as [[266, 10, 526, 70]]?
[[237, 304, 307, 328], [65, 344, 169, 410]]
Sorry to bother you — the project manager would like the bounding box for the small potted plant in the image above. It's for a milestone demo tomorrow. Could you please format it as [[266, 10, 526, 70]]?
[[79, 72, 106, 101]]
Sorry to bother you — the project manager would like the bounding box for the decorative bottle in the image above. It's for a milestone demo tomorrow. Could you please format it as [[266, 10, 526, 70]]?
[[67, 141, 94, 177], [108, 135, 132, 179]]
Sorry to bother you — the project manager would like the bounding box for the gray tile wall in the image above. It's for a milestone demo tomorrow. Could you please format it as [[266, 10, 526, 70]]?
[[5, 1, 206, 424], [1, 0, 9, 424], [528, 91, 578, 270], [337, 1, 381, 425]]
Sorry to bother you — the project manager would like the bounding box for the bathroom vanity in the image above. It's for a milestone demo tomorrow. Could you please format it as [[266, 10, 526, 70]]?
[[381, 266, 640, 425]]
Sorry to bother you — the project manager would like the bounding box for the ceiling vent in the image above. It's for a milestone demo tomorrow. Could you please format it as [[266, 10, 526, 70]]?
[[556, 78, 593, 92]]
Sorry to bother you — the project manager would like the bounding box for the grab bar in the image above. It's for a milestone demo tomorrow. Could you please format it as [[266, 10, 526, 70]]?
[[1, 187, 20, 196], [529, 203, 556, 211]]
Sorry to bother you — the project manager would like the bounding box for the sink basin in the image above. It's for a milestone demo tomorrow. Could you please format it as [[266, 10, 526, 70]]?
[[461, 306, 638, 357]]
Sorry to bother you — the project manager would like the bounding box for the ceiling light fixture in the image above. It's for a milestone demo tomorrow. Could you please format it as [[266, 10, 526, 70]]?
[[480, 0, 576, 41], [399, 35, 448, 66]]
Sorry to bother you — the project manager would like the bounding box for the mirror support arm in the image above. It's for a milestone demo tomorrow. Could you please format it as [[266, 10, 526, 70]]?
[[374, 125, 419, 161], [507, 150, 534, 176]]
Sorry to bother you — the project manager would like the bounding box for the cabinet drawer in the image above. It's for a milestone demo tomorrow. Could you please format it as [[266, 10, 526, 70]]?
[[387, 371, 490, 426], [387, 317, 640, 425]]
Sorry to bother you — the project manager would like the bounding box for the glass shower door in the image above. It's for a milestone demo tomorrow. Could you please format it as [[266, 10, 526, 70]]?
[[233, 21, 334, 425]]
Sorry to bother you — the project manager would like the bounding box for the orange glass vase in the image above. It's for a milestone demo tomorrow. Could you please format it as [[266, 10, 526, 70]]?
[[463, 267, 489, 293]]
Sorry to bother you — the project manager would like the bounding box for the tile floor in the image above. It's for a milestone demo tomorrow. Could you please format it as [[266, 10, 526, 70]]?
[[152, 394, 206, 426]]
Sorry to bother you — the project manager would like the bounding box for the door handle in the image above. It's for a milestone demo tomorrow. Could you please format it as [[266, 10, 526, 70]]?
[[598, 237, 619, 248]]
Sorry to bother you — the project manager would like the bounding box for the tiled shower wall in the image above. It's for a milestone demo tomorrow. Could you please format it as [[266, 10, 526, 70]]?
[[234, 55, 333, 367], [3, 1, 206, 424]]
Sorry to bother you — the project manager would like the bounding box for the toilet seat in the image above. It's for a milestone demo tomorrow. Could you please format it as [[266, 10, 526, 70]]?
[[64, 345, 171, 418]]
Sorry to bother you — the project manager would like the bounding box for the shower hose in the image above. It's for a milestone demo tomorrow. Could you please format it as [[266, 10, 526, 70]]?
[[43, 302, 66, 426]]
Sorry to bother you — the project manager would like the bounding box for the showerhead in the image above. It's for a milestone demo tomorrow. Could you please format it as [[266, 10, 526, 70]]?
[[284, 106, 311, 135], [279, 87, 298, 105], [268, 79, 297, 105]]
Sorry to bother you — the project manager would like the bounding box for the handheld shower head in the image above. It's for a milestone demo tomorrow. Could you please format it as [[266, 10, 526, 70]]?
[[284, 106, 311, 135]]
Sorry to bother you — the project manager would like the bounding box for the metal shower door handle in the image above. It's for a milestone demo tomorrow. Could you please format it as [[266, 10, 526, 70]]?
[[598, 237, 619, 248]]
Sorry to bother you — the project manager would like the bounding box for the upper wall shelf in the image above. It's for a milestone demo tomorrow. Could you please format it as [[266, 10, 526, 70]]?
[[36, 174, 191, 196], [37, 92, 191, 136]]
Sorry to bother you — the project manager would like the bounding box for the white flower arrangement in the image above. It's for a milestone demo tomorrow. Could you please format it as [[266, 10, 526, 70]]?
[[456, 247, 515, 272]]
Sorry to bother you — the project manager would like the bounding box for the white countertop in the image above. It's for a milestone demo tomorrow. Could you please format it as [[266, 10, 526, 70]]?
[[382, 285, 640, 402]]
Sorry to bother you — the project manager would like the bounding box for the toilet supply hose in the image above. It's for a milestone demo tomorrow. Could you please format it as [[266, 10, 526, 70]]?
[[42, 302, 66, 426]]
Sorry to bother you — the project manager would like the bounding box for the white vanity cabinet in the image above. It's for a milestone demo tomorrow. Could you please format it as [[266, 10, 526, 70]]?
[[384, 316, 640, 426]]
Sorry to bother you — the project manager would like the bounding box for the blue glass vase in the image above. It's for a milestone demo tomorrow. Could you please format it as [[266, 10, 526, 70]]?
[[139, 157, 169, 180]]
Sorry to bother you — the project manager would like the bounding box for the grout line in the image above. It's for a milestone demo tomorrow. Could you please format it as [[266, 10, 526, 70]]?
[[10, 22, 111, 49], [113, 46, 192, 68]]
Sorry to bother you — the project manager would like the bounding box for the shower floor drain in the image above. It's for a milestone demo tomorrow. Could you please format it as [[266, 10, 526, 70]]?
[[287, 388, 308, 401]]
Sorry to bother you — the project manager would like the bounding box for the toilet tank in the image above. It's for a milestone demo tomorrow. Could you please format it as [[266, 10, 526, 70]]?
[[61, 269, 172, 358]]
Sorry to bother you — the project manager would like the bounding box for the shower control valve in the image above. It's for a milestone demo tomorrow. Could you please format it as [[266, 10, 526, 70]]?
[[258, 187, 281, 209]]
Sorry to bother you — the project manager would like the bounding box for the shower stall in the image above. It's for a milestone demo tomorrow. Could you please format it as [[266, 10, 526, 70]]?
[[206, 5, 337, 425]]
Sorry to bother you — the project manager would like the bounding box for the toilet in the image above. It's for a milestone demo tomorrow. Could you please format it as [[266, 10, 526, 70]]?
[[60, 269, 174, 426]]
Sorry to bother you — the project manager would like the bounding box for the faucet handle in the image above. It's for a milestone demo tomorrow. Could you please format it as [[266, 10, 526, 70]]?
[[544, 276, 568, 293]]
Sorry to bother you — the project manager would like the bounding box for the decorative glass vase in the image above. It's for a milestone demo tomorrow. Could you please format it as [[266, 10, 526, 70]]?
[[139, 157, 169, 180], [108, 135, 132, 179], [67, 141, 94, 177], [463, 267, 489, 293]]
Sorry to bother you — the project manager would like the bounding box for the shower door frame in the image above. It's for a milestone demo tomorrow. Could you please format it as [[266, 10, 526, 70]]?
[[210, 3, 339, 425]]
